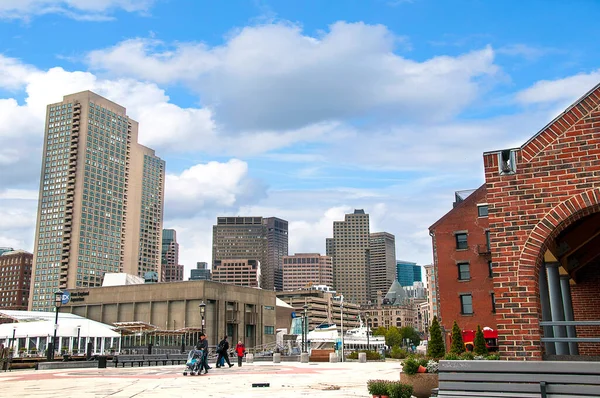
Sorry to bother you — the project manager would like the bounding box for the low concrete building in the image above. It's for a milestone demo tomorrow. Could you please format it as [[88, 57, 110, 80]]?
[[61, 280, 277, 349]]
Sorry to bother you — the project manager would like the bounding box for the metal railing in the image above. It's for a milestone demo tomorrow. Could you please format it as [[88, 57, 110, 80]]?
[[539, 320, 600, 343]]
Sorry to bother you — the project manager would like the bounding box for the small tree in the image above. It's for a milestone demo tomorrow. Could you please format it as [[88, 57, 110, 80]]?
[[427, 316, 445, 358], [449, 321, 465, 355], [386, 326, 403, 348], [473, 325, 488, 356], [399, 326, 421, 347], [373, 326, 388, 336]]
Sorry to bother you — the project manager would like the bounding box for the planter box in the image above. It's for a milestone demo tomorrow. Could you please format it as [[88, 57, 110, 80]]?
[[400, 373, 438, 398]]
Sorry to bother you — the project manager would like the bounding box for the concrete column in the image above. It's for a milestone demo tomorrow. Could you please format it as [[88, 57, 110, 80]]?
[[546, 263, 568, 355], [273, 352, 281, 363], [246, 353, 254, 363], [358, 352, 367, 363], [539, 263, 555, 355], [300, 352, 309, 363], [329, 352, 338, 363], [560, 275, 579, 355]]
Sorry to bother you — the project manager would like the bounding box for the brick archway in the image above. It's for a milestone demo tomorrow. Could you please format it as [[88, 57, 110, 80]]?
[[499, 188, 600, 359]]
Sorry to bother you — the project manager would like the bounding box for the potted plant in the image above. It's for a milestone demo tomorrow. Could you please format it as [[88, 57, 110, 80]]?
[[367, 379, 388, 398], [400, 357, 439, 398], [386, 381, 414, 398], [19, 347, 27, 357]]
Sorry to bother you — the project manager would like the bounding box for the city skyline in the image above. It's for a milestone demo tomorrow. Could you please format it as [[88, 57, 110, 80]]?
[[1, 1, 600, 281]]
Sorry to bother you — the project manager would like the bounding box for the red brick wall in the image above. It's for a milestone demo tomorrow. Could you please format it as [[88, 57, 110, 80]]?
[[430, 186, 497, 346], [571, 264, 600, 356], [483, 84, 600, 360]]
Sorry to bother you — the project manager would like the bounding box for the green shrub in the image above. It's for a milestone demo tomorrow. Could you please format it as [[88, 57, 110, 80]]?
[[390, 346, 409, 359], [367, 379, 388, 395], [486, 354, 500, 360], [427, 316, 445, 358], [347, 350, 381, 360], [402, 357, 420, 375], [386, 381, 414, 398], [460, 352, 475, 360], [347, 351, 358, 359], [449, 321, 465, 355], [444, 352, 460, 360], [473, 325, 488, 356]]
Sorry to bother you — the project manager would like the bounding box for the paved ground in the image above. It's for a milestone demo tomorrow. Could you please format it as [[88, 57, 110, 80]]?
[[0, 360, 402, 397]]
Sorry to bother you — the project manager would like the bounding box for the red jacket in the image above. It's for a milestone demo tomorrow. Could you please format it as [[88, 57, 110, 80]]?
[[235, 343, 245, 357]]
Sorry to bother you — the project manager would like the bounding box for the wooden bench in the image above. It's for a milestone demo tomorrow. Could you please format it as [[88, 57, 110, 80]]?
[[143, 354, 168, 366], [166, 353, 188, 365], [113, 355, 145, 367], [309, 349, 334, 363], [437, 360, 600, 398], [0, 348, 12, 372]]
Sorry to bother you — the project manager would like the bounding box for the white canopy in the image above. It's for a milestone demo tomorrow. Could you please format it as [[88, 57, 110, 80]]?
[[0, 310, 119, 339]]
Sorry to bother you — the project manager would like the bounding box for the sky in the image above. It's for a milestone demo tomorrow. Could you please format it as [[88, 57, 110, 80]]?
[[1, 0, 600, 280]]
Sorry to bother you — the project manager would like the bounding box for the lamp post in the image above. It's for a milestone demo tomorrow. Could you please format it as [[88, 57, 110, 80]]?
[[49, 290, 63, 361], [76, 325, 81, 355], [199, 301, 206, 335], [364, 312, 370, 351], [340, 295, 344, 362], [302, 304, 309, 353], [10, 326, 16, 349]]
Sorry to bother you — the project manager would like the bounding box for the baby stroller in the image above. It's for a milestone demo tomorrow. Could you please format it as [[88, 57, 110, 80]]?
[[183, 349, 204, 376]]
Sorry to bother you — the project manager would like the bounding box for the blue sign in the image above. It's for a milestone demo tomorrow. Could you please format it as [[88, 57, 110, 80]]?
[[61, 291, 71, 305], [291, 311, 298, 318]]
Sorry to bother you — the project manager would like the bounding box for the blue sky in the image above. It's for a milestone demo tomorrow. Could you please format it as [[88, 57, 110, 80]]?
[[1, 0, 600, 276]]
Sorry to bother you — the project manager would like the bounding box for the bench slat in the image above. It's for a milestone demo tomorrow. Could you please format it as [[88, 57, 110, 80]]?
[[439, 381, 541, 393], [438, 392, 540, 398], [439, 372, 600, 385], [439, 360, 600, 375]]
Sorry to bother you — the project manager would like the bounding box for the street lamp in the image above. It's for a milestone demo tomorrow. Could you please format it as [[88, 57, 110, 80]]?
[[76, 325, 81, 355], [302, 304, 309, 353], [199, 301, 206, 335], [339, 295, 344, 362], [363, 312, 370, 351], [48, 290, 63, 361]]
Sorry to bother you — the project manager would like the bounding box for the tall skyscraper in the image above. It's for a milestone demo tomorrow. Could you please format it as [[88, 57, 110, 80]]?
[[396, 260, 418, 286], [162, 229, 183, 282], [30, 91, 165, 311], [265, 217, 288, 291], [212, 216, 288, 291], [328, 209, 371, 305], [369, 232, 397, 304], [413, 264, 423, 283]]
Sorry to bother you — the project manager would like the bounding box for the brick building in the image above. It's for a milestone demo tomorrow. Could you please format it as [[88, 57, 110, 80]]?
[[282, 253, 333, 291], [484, 83, 600, 360], [0, 250, 33, 310], [430, 186, 497, 346], [212, 259, 261, 288]]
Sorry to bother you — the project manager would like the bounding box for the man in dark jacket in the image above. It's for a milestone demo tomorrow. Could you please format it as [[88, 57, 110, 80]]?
[[216, 336, 233, 368], [195, 333, 210, 374]]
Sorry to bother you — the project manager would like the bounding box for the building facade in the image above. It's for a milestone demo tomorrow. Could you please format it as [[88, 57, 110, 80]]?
[[423, 264, 438, 323], [396, 260, 418, 287], [276, 290, 361, 332], [161, 229, 183, 282], [30, 91, 165, 311], [212, 259, 261, 288], [282, 253, 333, 291], [212, 216, 288, 291], [328, 209, 371, 305], [483, 83, 600, 359], [369, 232, 397, 305], [413, 265, 423, 283], [61, 280, 277, 349], [190, 262, 211, 281], [0, 251, 33, 310], [429, 186, 496, 346]]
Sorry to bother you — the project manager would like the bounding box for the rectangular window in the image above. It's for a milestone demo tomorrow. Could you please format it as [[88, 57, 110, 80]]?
[[458, 263, 470, 280], [460, 294, 473, 315], [488, 261, 493, 278], [455, 233, 468, 250], [264, 326, 275, 335], [478, 205, 489, 217], [491, 293, 496, 313], [485, 230, 491, 251]]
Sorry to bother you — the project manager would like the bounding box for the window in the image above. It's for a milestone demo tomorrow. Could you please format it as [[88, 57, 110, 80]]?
[[477, 205, 489, 217], [455, 233, 468, 250], [488, 261, 493, 278], [264, 326, 275, 335], [491, 293, 496, 313], [485, 230, 491, 251], [460, 294, 473, 315], [458, 263, 470, 280]]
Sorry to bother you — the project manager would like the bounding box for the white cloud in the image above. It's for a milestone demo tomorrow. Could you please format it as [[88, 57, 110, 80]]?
[[497, 44, 560, 61], [0, 0, 154, 20], [88, 22, 499, 131], [164, 159, 267, 219], [515, 70, 600, 106]]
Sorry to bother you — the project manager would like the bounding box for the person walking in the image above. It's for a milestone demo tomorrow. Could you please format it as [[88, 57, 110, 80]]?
[[195, 333, 210, 374], [216, 336, 233, 368], [235, 340, 245, 367]]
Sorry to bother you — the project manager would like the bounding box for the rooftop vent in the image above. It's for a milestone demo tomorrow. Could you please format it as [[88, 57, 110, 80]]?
[[498, 149, 516, 175]]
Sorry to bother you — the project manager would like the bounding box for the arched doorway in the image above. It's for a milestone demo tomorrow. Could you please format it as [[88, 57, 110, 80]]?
[[517, 192, 600, 360]]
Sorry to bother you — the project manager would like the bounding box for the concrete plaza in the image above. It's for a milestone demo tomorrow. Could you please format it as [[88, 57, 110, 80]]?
[[0, 360, 402, 397]]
